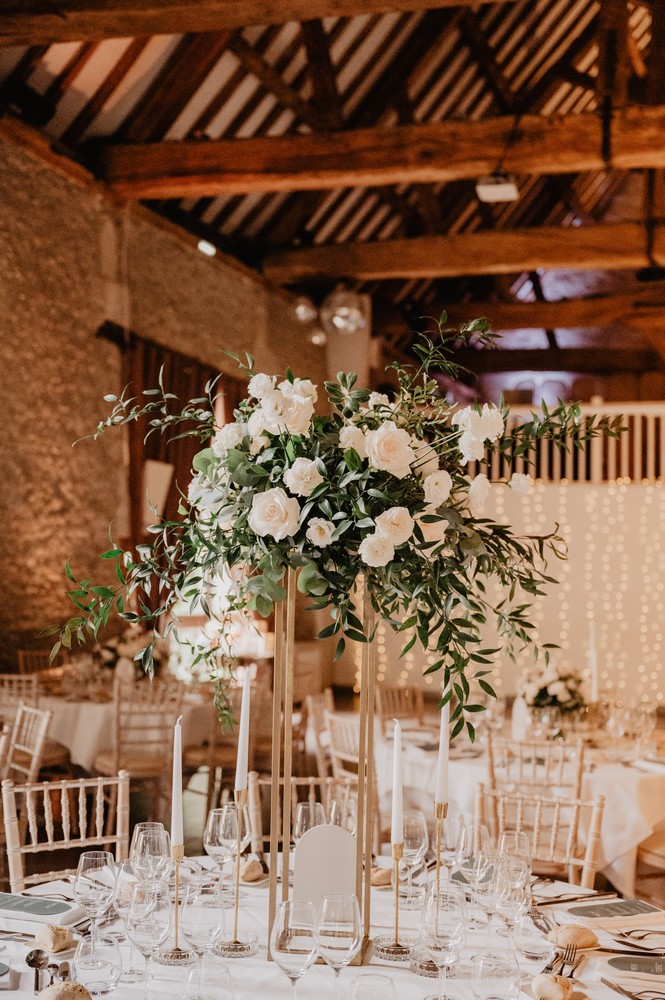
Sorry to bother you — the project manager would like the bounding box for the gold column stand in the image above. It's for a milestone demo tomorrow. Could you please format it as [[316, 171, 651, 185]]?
[[215, 790, 258, 959], [434, 800, 449, 887], [159, 844, 196, 965], [372, 842, 414, 962]]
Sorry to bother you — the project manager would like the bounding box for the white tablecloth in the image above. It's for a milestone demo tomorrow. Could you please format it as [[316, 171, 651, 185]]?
[[375, 732, 665, 897]]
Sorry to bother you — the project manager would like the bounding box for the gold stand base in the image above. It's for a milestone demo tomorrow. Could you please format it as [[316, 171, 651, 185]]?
[[372, 934, 416, 963], [156, 947, 196, 966], [213, 932, 259, 959]]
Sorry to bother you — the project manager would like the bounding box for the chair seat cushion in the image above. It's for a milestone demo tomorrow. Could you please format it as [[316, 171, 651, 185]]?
[[183, 743, 236, 770], [13, 739, 71, 771], [94, 750, 164, 776]]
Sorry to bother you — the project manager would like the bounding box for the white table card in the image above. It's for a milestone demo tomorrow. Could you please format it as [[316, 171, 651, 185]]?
[[292, 826, 356, 911]]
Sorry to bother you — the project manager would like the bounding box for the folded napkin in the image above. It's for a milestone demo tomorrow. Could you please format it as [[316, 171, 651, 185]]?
[[0, 892, 84, 927]]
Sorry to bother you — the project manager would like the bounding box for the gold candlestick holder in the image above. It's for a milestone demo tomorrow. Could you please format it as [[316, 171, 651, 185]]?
[[214, 789, 258, 959], [160, 844, 195, 965], [372, 842, 414, 962], [434, 800, 449, 887]]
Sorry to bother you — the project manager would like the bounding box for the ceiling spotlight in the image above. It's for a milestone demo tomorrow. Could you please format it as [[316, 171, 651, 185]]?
[[294, 295, 318, 323], [309, 328, 327, 346], [320, 285, 368, 336], [475, 172, 520, 204]]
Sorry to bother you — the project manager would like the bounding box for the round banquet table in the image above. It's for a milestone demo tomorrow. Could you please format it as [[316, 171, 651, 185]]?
[[374, 728, 665, 898]]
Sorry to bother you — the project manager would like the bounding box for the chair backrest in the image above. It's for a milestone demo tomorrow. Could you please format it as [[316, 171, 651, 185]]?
[[292, 654, 323, 708], [247, 770, 357, 853], [375, 685, 425, 735], [324, 711, 361, 780], [305, 688, 335, 778], [474, 782, 605, 889], [111, 676, 183, 768], [2, 704, 52, 784], [0, 674, 39, 729], [2, 770, 130, 891], [487, 734, 585, 799], [17, 650, 63, 675]]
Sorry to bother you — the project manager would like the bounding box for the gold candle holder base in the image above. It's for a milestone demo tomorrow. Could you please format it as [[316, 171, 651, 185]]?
[[434, 801, 449, 887], [159, 844, 196, 966]]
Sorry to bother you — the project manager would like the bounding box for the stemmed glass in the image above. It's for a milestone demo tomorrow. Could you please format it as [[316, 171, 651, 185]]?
[[270, 899, 318, 999], [72, 851, 117, 953], [293, 802, 326, 842], [495, 883, 529, 952], [203, 806, 251, 905], [125, 881, 172, 1000], [420, 882, 467, 1000], [400, 810, 429, 908], [436, 815, 463, 881], [498, 832, 531, 875], [470, 851, 506, 947], [130, 824, 172, 883], [328, 795, 357, 835], [471, 949, 521, 1000], [315, 892, 362, 999], [455, 824, 491, 928], [181, 882, 226, 999], [114, 859, 144, 983], [484, 696, 507, 734], [72, 935, 122, 995]]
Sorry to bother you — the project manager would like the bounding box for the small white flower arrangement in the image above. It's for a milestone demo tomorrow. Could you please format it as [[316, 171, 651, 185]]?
[[518, 659, 587, 714], [95, 625, 165, 678]]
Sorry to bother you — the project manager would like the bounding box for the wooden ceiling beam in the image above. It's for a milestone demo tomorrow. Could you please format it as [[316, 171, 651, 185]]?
[[441, 347, 663, 375], [261, 222, 660, 282], [100, 105, 665, 199], [0, 0, 517, 46]]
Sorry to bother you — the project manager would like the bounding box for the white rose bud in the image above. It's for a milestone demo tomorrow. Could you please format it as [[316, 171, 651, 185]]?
[[468, 473, 491, 516], [247, 373, 276, 400], [283, 457, 324, 497], [509, 472, 533, 496], [366, 391, 391, 409], [478, 403, 504, 442], [306, 517, 335, 547], [279, 378, 318, 404], [364, 421, 415, 479], [358, 532, 395, 568], [211, 421, 246, 456], [423, 469, 452, 506], [451, 406, 473, 431], [248, 487, 300, 541], [375, 506, 414, 546], [339, 424, 367, 459]]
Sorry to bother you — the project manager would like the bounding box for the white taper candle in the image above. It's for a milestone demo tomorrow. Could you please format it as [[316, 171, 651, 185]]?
[[434, 698, 450, 805], [235, 670, 251, 791], [391, 719, 404, 844], [170, 715, 184, 847]]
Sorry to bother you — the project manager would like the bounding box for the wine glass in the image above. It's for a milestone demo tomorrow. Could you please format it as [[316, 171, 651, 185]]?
[[125, 881, 172, 1000], [114, 859, 144, 983], [455, 824, 491, 928], [471, 851, 506, 947], [350, 974, 397, 999], [184, 955, 235, 999], [400, 810, 429, 908], [181, 883, 226, 999], [513, 910, 557, 964], [484, 696, 507, 734], [420, 882, 467, 1000], [436, 815, 463, 881], [293, 802, 326, 842], [315, 892, 362, 999], [130, 825, 172, 882], [270, 899, 318, 998], [203, 805, 251, 906], [471, 949, 521, 1000], [495, 883, 529, 951], [73, 851, 117, 952], [328, 795, 357, 835], [498, 831, 531, 871], [72, 935, 122, 995]]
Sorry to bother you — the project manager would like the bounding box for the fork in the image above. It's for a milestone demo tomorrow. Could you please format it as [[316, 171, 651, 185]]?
[[619, 929, 665, 941], [601, 978, 665, 1000], [558, 943, 578, 975]]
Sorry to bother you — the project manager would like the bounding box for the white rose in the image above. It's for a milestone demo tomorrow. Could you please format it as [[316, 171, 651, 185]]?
[[451, 406, 473, 431], [542, 665, 558, 685], [247, 373, 276, 400], [261, 388, 314, 436], [367, 391, 391, 409], [468, 474, 490, 516], [358, 532, 395, 568], [365, 421, 415, 479], [279, 377, 318, 405], [248, 487, 300, 541], [423, 469, 452, 506], [247, 409, 268, 438], [509, 472, 533, 496], [411, 440, 440, 478], [339, 424, 367, 459], [547, 681, 569, 700], [375, 506, 414, 545], [283, 457, 324, 497], [306, 517, 335, 547], [478, 403, 504, 442], [211, 421, 246, 456], [249, 434, 270, 456], [525, 682, 540, 703], [458, 429, 486, 464]]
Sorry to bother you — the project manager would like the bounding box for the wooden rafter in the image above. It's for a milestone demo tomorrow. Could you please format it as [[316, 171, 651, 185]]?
[[301, 20, 343, 129], [101, 105, 665, 199], [440, 347, 663, 374], [261, 222, 660, 282], [0, 0, 519, 46]]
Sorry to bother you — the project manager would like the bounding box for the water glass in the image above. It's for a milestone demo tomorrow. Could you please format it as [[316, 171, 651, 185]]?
[[114, 859, 144, 983], [293, 802, 326, 842], [400, 810, 429, 907], [184, 955, 235, 999], [498, 831, 531, 872], [270, 899, 318, 998], [328, 794, 357, 835], [436, 815, 463, 879], [73, 851, 117, 951], [513, 910, 557, 963], [315, 892, 362, 998], [350, 974, 397, 999], [471, 949, 521, 1000], [203, 805, 251, 904], [420, 882, 467, 1000], [181, 883, 226, 999], [455, 824, 491, 928], [125, 881, 172, 1000], [72, 935, 122, 995], [130, 824, 172, 882]]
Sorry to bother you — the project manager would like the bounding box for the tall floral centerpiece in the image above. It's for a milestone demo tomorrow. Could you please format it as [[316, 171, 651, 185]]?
[[518, 660, 587, 714], [47, 319, 620, 734]]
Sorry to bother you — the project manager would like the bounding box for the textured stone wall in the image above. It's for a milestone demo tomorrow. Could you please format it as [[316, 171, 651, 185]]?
[[0, 132, 325, 669]]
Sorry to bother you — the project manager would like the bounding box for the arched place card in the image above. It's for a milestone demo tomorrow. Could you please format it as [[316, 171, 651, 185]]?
[[292, 825, 357, 911]]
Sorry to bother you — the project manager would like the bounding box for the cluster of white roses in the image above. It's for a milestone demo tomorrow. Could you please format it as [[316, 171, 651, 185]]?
[[518, 659, 587, 712]]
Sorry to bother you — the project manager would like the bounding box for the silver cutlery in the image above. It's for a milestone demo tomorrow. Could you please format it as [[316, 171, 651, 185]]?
[[25, 949, 48, 995], [58, 962, 70, 981], [601, 977, 665, 1000], [46, 964, 59, 987], [599, 947, 665, 957], [534, 890, 618, 906], [559, 943, 578, 975], [612, 936, 665, 953]]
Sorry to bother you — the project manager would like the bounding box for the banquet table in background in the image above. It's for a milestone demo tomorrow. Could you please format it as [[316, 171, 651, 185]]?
[[374, 727, 665, 898]]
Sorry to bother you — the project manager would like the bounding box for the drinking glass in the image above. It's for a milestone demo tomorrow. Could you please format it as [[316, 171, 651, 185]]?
[[181, 883, 226, 999], [114, 859, 144, 983], [513, 910, 557, 964], [436, 815, 463, 880], [328, 795, 357, 836], [184, 955, 234, 999], [484, 696, 507, 734], [125, 881, 172, 1000], [270, 899, 318, 998], [498, 832, 531, 873], [420, 882, 467, 1000], [471, 852, 506, 947], [400, 810, 428, 907], [495, 884, 529, 950], [315, 892, 362, 999], [293, 802, 326, 842], [72, 935, 122, 995], [455, 824, 491, 928], [350, 974, 397, 999], [203, 805, 251, 905], [73, 851, 117, 952], [130, 824, 172, 883], [471, 949, 521, 1000]]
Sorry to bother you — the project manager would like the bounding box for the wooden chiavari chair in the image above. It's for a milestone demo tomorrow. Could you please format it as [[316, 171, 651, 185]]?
[[305, 688, 336, 778], [0, 674, 71, 775], [375, 685, 425, 736], [487, 733, 585, 798]]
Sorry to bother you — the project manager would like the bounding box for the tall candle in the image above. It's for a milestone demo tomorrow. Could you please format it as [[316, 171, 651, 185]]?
[[435, 698, 450, 805], [391, 720, 404, 844], [170, 715, 184, 847], [588, 621, 599, 703], [235, 671, 251, 791]]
